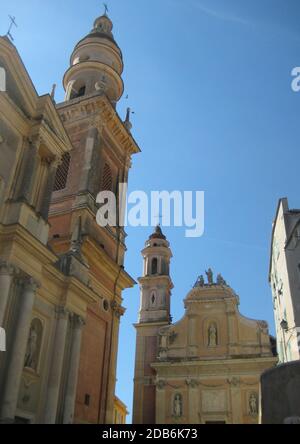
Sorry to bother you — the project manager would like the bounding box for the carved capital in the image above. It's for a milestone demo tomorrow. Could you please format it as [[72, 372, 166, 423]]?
[[22, 276, 40, 293], [258, 321, 268, 333], [40, 156, 53, 167], [125, 155, 132, 170], [227, 377, 241, 387], [111, 301, 126, 319], [50, 157, 62, 170], [28, 134, 42, 150], [155, 379, 166, 390], [71, 313, 86, 329], [186, 378, 199, 389], [55, 305, 70, 320], [0, 261, 18, 277]]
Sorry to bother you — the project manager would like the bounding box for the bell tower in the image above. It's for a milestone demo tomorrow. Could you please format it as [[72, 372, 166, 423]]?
[[139, 226, 173, 323], [133, 226, 173, 424], [63, 12, 123, 105], [48, 9, 140, 424]]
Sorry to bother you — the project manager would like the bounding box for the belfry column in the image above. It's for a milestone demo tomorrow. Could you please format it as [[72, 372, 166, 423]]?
[[0, 277, 38, 422], [155, 380, 166, 424], [0, 262, 15, 326], [62, 314, 85, 424], [133, 226, 173, 424], [44, 306, 69, 424]]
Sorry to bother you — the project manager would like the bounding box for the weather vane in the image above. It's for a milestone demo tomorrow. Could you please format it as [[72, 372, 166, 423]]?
[[103, 3, 109, 15], [6, 15, 17, 42]]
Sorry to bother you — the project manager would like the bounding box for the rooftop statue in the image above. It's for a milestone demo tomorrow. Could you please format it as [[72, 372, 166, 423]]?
[[194, 275, 205, 287], [205, 268, 214, 285], [217, 273, 227, 286]]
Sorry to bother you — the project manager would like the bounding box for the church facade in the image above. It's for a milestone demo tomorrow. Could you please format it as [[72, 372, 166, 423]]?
[[133, 227, 277, 424], [0, 10, 138, 423]]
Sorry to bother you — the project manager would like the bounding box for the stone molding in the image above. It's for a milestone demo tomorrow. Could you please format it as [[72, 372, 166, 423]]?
[[0, 261, 18, 276]]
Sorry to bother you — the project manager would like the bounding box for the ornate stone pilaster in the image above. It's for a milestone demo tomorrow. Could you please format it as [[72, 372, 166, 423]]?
[[39, 158, 60, 220], [62, 314, 85, 424], [44, 306, 69, 424], [226, 302, 238, 355], [228, 377, 242, 424], [15, 138, 40, 203], [78, 125, 100, 195], [0, 276, 39, 423], [0, 261, 17, 326], [104, 301, 125, 424], [186, 378, 199, 423], [155, 379, 166, 425]]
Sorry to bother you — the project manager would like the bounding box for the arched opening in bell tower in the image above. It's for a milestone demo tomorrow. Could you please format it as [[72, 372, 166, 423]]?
[[151, 258, 158, 275]]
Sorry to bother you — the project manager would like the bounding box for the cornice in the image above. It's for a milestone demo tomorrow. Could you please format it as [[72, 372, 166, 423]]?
[[83, 236, 136, 289], [0, 36, 37, 115], [0, 93, 31, 135], [151, 356, 277, 372], [28, 120, 69, 158], [0, 223, 57, 265], [57, 94, 140, 155]]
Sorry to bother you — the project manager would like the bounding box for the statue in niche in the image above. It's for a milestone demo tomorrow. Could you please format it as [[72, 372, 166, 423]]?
[[208, 323, 218, 347], [205, 268, 214, 285], [249, 393, 258, 416], [173, 394, 182, 417], [24, 319, 43, 371]]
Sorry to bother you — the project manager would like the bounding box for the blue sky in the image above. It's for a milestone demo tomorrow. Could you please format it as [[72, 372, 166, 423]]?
[[2, 0, 300, 422]]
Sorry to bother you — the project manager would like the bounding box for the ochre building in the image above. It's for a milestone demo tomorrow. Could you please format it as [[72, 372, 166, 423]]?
[[0, 10, 139, 424], [113, 396, 128, 424], [133, 227, 277, 424]]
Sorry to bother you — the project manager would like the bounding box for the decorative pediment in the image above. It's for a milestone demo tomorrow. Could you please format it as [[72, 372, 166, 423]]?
[[0, 37, 38, 117], [0, 37, 72, 157]]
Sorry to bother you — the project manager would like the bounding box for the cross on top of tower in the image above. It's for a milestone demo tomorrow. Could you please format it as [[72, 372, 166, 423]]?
[[6, 15, 17, 42], [103, 3, 109, 16]]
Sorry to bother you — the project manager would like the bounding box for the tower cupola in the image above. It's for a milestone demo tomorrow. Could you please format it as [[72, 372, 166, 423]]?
[[138, 226, 173, 323], [63, 10, 124, 104]]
